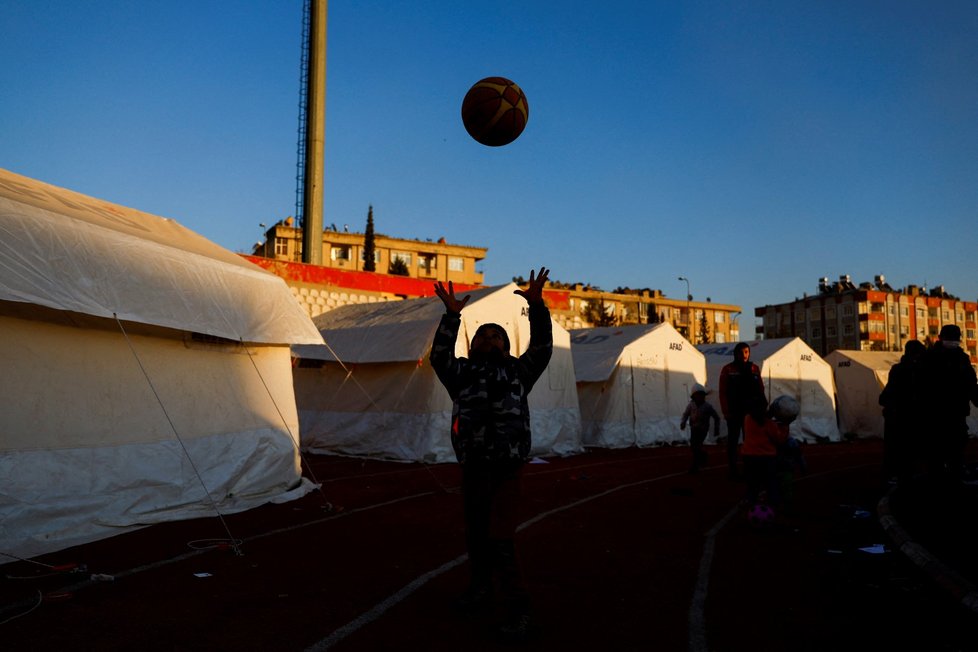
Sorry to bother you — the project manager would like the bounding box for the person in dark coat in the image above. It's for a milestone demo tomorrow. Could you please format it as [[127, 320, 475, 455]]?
[[430, 267, 552, 641], [915, 325, 978, 483], [718, 342, 766, 480], [879, 339, 926, 484]]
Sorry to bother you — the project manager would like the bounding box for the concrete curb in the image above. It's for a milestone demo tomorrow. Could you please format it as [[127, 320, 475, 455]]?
[[877, 488, 978, 615]]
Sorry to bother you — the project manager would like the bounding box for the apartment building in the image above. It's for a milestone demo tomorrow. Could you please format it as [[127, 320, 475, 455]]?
[[755, 274, 978, 364], [247, 221, 741, 342], [548, 285, 742, 343], [252, 219, 486, 286]]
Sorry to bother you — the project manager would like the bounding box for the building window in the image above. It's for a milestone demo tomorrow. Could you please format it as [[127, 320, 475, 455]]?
[[826, 307, 836, 319], [274, 238, 288, 256], [842, 304, 854, 317], [331, 245, 351, 261], [843, 324, 854, 336], [448, 256, 464, 272], [794, 310, 805, 323], [361, 250, 381, 263], [901, 306, 909, 317], [900, 325, 909, 336], [418, 254, 437, 271], [392, 252, 412, 266], [968, 329, 976, 340], [812, 327, 821, 338], [827, 326, 837, 338], [714, 312, 725, 323]]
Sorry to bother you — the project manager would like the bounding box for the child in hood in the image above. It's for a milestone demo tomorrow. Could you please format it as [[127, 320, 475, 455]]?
[[680, 383, 720, 474]]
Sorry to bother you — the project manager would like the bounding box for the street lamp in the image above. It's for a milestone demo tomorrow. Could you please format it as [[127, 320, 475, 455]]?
[[678, 276, 693, 342], [256, 223, 267, 255]]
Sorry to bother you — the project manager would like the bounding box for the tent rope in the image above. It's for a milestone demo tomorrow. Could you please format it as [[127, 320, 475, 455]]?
[[301, 334, 452, 493], [113, 314, 242, 556], [240, 339, 336, 510]]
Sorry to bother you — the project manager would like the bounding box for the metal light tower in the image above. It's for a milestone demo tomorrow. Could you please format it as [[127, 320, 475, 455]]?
[[300, 0, 327, 265]]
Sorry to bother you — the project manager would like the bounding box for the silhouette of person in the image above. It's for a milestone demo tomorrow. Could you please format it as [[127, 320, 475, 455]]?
[[879, 339, 926, 484], [680, 383, 720, 473], [430, 267, 552, 641], [915, 325, 978, 483], [718, 342, 765, 480]]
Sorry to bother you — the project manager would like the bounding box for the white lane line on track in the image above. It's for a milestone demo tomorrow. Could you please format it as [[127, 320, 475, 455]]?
[[687, 503, 741, 652], [304, 556, 468, 652], [307, 467, 694, 651], [685, 460, 878, 652], [307, 459, 880, 650]]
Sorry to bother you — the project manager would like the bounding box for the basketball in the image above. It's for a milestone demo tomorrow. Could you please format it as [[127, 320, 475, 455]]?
[[770, 395, 800, 423], [461, 77, 529, 147]]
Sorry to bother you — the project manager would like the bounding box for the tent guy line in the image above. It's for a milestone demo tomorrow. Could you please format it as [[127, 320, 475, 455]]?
[[0, 491, 439, 623], [115, 313, 243, 556], [239, 336, 340, 510]]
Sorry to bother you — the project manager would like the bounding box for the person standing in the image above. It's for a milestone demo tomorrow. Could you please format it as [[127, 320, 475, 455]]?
[[430, 267, 552, 642], [915, 325, 978, 483], [680, 383, 720, 473], [718, 342, 765, 480], [879, 339, 926, 484]]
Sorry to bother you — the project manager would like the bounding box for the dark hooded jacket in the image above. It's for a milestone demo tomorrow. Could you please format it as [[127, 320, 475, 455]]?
[[718, 343, 765, 420], [430, 302, 553, 464]]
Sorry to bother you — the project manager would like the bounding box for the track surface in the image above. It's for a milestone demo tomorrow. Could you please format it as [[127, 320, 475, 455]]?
[[2, 440, 975, 651]]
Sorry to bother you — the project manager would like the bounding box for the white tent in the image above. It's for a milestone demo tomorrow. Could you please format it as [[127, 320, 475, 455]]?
[[0, 168, 324, 563], [824, 350, 902, 439], [697, 338, 841, 443], [293, 284, 583, 462], [570, 323, 706, 448]]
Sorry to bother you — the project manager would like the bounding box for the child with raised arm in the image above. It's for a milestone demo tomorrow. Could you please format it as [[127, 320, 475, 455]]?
[[430, 267, 552, 642]]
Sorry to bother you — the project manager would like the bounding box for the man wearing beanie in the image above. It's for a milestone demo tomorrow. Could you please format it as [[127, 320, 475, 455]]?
[[917, 324, 978, 482]]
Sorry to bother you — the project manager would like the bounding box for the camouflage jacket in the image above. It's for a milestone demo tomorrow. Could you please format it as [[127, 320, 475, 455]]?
[[430, 302, 553, 464]]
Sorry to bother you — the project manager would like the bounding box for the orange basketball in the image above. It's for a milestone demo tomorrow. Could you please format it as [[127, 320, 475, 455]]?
[[461, 77, 529, 147]]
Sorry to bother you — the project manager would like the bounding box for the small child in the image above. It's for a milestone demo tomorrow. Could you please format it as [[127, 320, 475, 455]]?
[[680, 384, 721, 474], [741, 396, 790, 507]]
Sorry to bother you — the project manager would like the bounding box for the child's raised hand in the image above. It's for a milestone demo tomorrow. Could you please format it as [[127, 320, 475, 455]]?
[[514, 266, 549, 304], [434, 281, 470, 313]]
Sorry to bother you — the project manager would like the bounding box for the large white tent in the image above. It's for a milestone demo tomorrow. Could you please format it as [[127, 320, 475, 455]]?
[[570, 323, 706, 448], [0, 168, 324, 563], [293, 284, 583, 462], [697, 338, 841, 443], [824, 350, 902, 439]]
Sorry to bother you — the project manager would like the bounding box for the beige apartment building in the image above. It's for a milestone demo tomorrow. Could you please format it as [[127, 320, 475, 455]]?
[[755, 274, 978, 365], [249, 220, 741, 343], [252, 219, 487, 286], [549, 285, 743, 343]]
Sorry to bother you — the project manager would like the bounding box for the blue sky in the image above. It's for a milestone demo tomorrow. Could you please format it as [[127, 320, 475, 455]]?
[[3, 1, 976, 327]]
